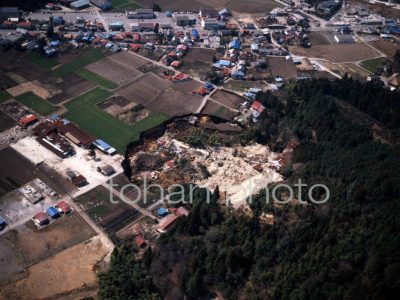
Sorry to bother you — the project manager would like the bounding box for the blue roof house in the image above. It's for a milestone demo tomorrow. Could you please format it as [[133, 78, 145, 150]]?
[[47, 206, 60, 219], [157, 207, 169, 217], [229, 38, 241, 50]]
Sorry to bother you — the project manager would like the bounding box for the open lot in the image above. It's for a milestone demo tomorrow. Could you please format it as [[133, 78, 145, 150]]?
[[52, 48, 106, 78], [0, 237, 108, 300], [267, 57, 298, 79], [289, 43, 380, 63], [64, 87, 169, 152], [0, 72, 18, 90], [75, 185, 140, 236], [16, 92, 58, 116], [309, 31, 331, 46], [0, 111, 15, 132], [86, 57, 142, 85], [0, 186, 58, 227]]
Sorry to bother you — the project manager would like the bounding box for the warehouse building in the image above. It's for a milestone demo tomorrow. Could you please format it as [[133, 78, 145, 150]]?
[[174, 15, 196, 26], [90, 0, 112, 10], [70, 0, 90, 10], [316, 1, 341, 19], [126, 9, 155, 19], [0, 7, 21, 21]]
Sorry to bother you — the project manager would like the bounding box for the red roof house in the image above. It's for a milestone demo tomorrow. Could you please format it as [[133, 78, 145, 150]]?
[[56, 201, 72, 214]]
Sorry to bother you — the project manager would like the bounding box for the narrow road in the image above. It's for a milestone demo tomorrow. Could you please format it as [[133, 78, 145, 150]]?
[[101, 182, 160, 221]]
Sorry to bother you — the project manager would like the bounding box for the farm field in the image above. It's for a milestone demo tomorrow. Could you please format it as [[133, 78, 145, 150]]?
[[86, 57, 142, 85], [112, 0, 142, 9], [75, 68, 119, 89], [0, 90, 11, 103], [0, 111, 15, 132], [75, 185, 140, 236], [227, 0, 280, 14], [360, 57, 387, 73], [210, 90, 244, 111], [0, 147, 75, 197], [369, 40, 400, 58], [116, 73, 202, 116], [16, 92, 58, 115], [289, 43, 380, 63], [27, 52, 60, 70], [202, 100, 237, 121], [136, 0, 227, 11], [64, 88, 170, 152], [52, 48, 106, 77], [224, 80, 268, 92], [44, 73, 96, 105]]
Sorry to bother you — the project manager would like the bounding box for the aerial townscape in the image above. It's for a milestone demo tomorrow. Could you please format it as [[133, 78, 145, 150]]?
[[0, 0, 399, 299]]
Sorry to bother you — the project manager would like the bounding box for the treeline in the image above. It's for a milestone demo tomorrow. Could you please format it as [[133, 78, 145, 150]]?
[[99, 78, 400, 299]]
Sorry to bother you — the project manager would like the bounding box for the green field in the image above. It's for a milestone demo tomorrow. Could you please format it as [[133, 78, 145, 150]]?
[[27, 52, 60, 69], [75, 69, 118, 89], [112, 0, 142, 9], [52, 48, 105, 77], [16, 92, 58, 115], [64, 88, 170, 153], [360, 57, 387, 73], [0, 91, 11, 103]]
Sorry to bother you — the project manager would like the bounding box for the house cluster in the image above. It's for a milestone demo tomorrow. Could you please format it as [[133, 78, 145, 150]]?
[[55, 0, 112, 11], [155, 206, 190, 233], [32, 201, 72, 227]]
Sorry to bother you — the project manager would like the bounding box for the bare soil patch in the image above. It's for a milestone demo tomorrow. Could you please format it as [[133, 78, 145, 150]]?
[[7, 213, 95, 265], [0, 237, 108, 300], [267, 57, 298, 79]]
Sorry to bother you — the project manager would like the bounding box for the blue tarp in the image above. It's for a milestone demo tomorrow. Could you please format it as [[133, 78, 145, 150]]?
[[0, 216, 6, 226], [191, 28, 199, 38], [47, 207, 60, 218]]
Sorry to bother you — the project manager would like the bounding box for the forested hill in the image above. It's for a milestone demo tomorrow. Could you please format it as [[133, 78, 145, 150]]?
[[99, 79, 400, 300]]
